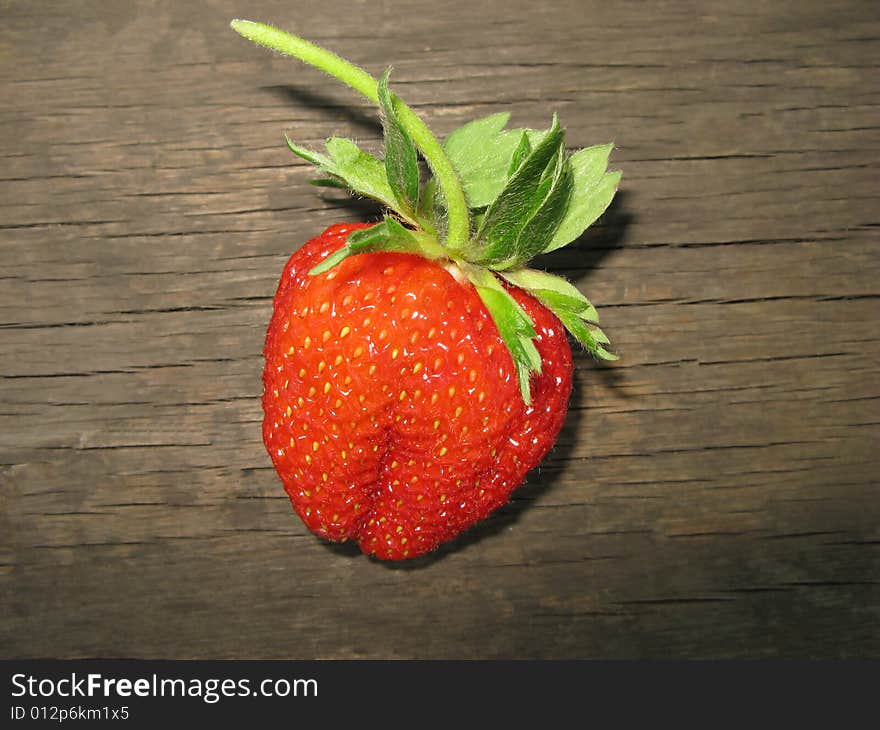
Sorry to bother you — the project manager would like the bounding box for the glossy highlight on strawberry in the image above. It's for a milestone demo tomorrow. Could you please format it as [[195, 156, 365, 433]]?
[[233, 19, 620, 559], [263, 224, 573, 559]]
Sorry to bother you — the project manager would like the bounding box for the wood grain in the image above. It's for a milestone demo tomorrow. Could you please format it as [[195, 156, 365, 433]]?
[[1, 0, 878, 659]]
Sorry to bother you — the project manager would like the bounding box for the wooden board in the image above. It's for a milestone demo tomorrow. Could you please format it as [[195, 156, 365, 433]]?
[[1, 0, 878, 659]]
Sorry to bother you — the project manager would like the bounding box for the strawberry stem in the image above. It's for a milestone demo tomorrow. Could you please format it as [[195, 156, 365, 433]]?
[[230, 19, 471, 250]]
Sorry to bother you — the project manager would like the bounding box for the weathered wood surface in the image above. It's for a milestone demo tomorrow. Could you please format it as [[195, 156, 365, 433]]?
[[1, 0, 878, 659]]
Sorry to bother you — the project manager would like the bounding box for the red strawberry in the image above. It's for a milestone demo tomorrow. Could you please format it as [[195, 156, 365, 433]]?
[[233, 20, 621, 559], [263, 223, 573, 558]]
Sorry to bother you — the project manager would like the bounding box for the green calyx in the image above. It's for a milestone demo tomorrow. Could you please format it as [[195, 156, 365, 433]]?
[[232, 19, 621, 404]]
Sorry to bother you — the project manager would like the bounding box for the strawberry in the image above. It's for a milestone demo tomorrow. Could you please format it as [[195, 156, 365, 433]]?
[[232, 20, 621, 559], [261, 222, 574, 559]]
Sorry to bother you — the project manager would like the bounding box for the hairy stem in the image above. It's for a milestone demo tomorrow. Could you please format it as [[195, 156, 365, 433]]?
[[230, 19, 470, 249]]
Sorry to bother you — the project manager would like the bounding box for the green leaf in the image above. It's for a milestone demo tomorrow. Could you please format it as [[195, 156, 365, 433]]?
[[500, 268, 599, 322], [508, 131, 531, 176], [474, 115, 565, 265], [377, 69, 420, 216], [462, 265, 541, 404], [570, 143, 614, 188], [348, 216, 421, 254], [285, 135, 404, 218], [285, 138, 329, 167], [324, 137, 394, 200], [476, 288, 540, 403], [444, 112, 509, 156], [524, 128, 550, 148], [503, 148, 574, 267], [308, 217, 442, 276], [443, 112, 523, 209], [557, 311, 618, 361], [413, 176, 443, 238], [532, 288, 595, 317], [308, 245, 354, 275], [545, 142, 619, 252], [501, 267, 616, 361], [442, 116, 555, 211]]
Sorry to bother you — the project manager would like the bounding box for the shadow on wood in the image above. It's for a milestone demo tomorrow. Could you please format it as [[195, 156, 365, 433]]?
[[261, 84, 383, 136]]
